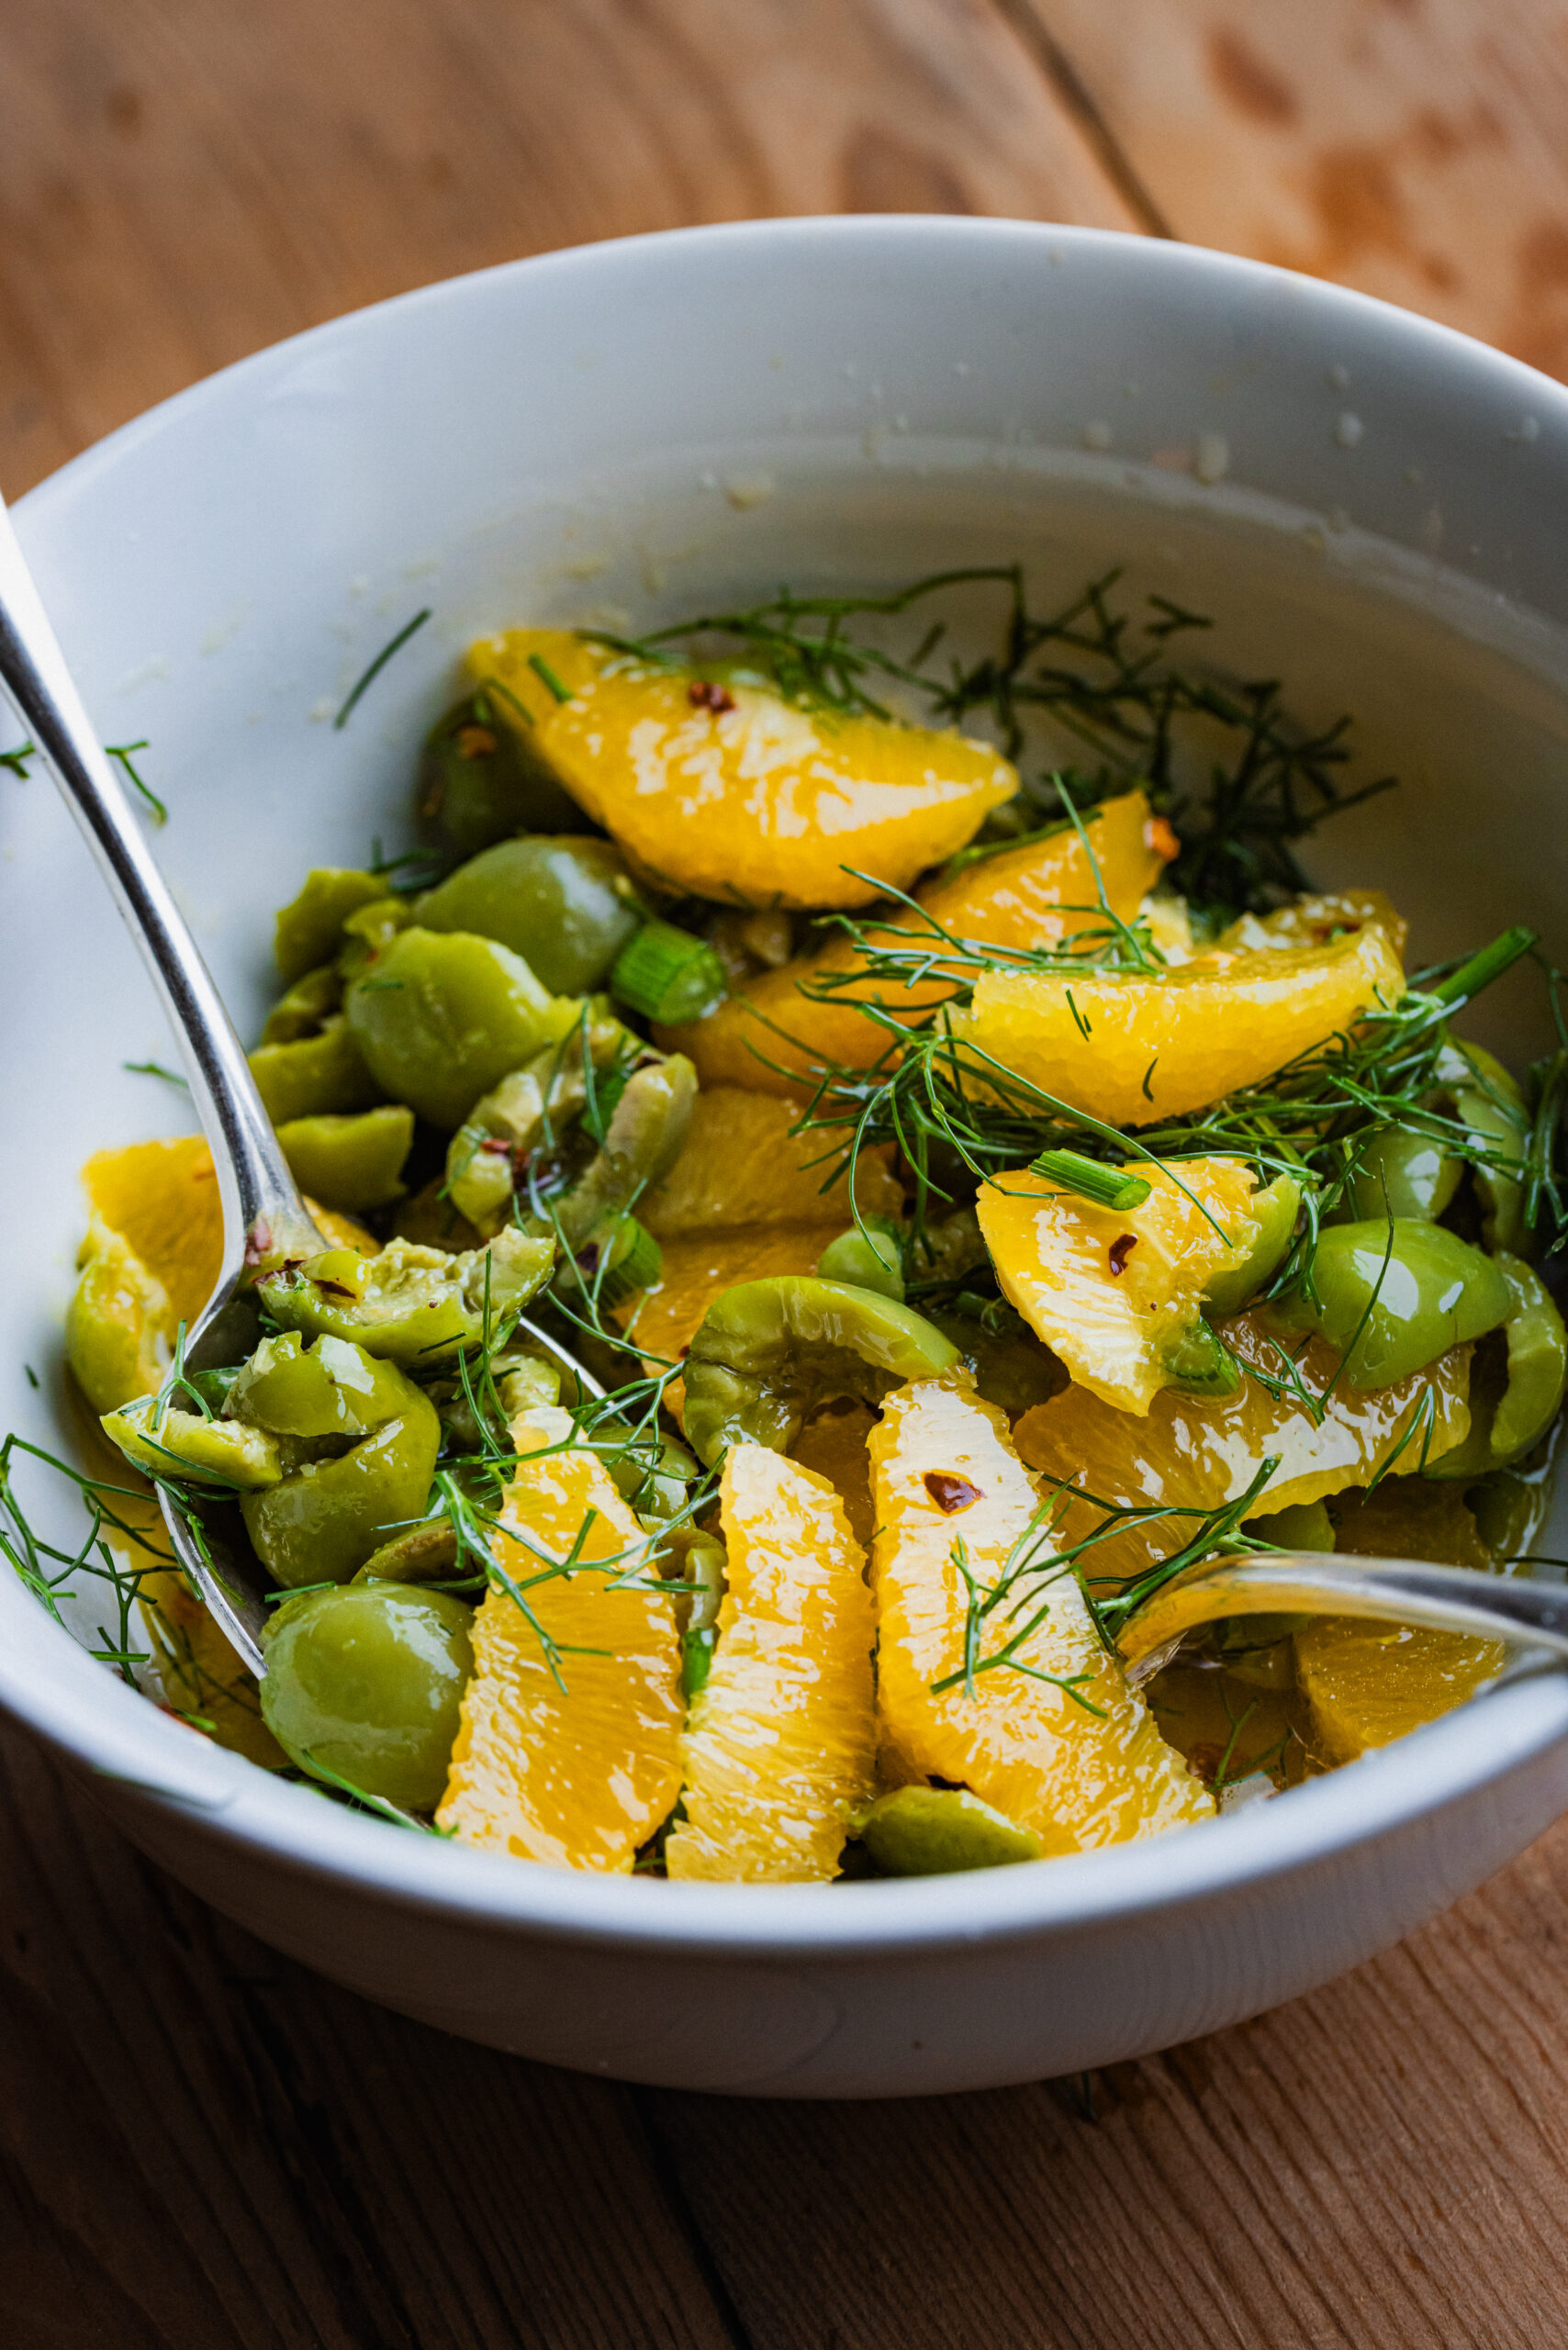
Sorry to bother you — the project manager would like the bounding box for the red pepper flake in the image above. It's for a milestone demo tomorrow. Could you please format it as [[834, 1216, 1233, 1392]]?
[[1108, 1234, 1137, 1277], [313, 1278, 357, 1300], [1144, 814, 1180, 864], [454, 722, 498, 760], [688, 679, 736, 714], [924, 1471, 983, 1515], [479, 1135, 514, 1155]]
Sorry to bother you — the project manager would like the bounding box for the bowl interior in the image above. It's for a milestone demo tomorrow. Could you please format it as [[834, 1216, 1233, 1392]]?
[[6, 218, 1568, 1930]]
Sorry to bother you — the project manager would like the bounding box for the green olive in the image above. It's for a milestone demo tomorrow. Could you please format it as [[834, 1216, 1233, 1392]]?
[[260, 962, 343, 1046], [342, 925, 579, 1128], [442, 1007, 631, 1235], [1425, 1255, 1568, 1479], [682, 1276, 961, 1466], [1262, 1219, 1511, 1390], [1444, 1041, 1534, 1258], [261, 1583, 473, 1809], [815, 1224, 905, 1303], [849, 1786, 1044, 1874], [241, 1391, 442, 1586], [256, 1230, 554, 1365], [100, 1396, 281, 1488], [417, 691, 584, 859], [274, 868, 388, 985], [415, 836, 642, 995], [1201, 1174, 1303, 1316], [1341, 1125, 1464, 1225], [226, 1330, 417, 1443], [276, 1105, 416, 1214], [353, 1517, 459, 1584], [249, 1018, 384, 1125], [928, 1294, 1065, 1419]]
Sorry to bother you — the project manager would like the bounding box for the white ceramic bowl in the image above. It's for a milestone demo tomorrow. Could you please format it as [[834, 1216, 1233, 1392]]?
[[5, 218, 1568, 2099]]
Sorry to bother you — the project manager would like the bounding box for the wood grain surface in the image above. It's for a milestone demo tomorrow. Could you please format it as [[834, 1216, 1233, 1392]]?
[[5, 5, 1568, 2346]]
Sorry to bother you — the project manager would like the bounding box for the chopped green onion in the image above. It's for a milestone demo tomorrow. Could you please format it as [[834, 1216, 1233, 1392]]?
[[580, 1214, 663, 1309], [610, 921, 727, 1025], [683, 1626, 718, 1700], [1029, 1148, 1151, 1212], [1428, 925, 1537, 1011]]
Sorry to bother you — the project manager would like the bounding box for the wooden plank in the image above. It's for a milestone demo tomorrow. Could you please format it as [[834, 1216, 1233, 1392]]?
[[0, 1726, 741, 2350], [647, 1817, 1568, 2349], [0, 0, 1135, 498], [1024, 0, 1568, 375]]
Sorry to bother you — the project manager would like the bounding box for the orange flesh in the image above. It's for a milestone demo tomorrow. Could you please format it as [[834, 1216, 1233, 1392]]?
[[437, 1406, 682, 1869], [870, 1373, 1213, 1854], [666, 1445, 876, 1882], [662, 790, 1170, 1095]]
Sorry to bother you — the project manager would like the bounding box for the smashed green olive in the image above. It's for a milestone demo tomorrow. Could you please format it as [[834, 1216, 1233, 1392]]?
[[274, 868, 387, 986], [100, 1396, 281, 1488], [261, 1583, 473, 1809], [1427, 1255, 1568, 1479], [276, 1104, 416, 1214], [849, 1786, 1044, 1875], [342, 925, 579, 1128], [1342, 1125, 1463, 1225], [228, 1332, 442, 1586], [815, 1223, 904, 1303], [249, 1018, 384, 1126], [241, 1406, 441, 1586], [443, 1006, 630, 1234], [1443, 1041, 1534, 1257], [415, 836, 642, 996], [418, 690, 583, 858], [1264, 1218, 1511, 1390], [682, 1276, 961, 1467], [1202, 1174, 1303, 1318], [928, 1293, 1066, 1419], [227, 1330, 417, 1443], [260, 962, 342, 1046], [257, 1230, 554, 1365]]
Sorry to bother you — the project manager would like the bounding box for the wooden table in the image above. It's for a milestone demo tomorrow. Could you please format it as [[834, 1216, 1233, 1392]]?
[[6, 6, 1568, 2343]]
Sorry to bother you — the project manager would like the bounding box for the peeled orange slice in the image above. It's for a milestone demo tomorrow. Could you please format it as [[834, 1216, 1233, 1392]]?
[[1014, 1312, 1473, 1596], [662, 791, 1170, 1095], [870, 1372, 1213, 1853], [976, 1157, 1291, 1415], [958, 923, 1406, 1127], [665, 1445, 876, 1881], [641, 1088, 902, 1237], [471, 629, 1014, 911], [437, 1405, 683, 1868], [1222, 888, 1408, 961], [1294, 1479, 1500, 1763]]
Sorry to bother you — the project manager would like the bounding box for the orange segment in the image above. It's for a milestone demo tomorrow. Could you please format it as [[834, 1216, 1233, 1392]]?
[[790, 1401, 878, 1548], [1295, 1481, 1501, 1763], [437, 1405, 682, 1868], [505, 648, 1013, 912], [976, 1157, 1266, 1415], [1014, 1313, 1473, 1595], [662, 791, 1169, 1095], [641, 1088, 902, 1236], [465, 626, 615, 725], [958, 923, 1406, 1127], [666, 1445, 876, 1882], [870, 1373, 1213, 1853]]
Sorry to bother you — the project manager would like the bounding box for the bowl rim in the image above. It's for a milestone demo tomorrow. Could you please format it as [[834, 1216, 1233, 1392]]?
[[8, 210, 1568, 1958]]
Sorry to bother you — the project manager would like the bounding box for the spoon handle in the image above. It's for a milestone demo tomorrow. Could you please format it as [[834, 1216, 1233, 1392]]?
[[0, 492, 317, 1268], [1117, 1550, 1568, 1684]]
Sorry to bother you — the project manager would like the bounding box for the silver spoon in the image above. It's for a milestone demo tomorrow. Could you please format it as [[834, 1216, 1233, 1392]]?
[[0, 489, 592, 1679], [1116, 1550, 1568, 1686]]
